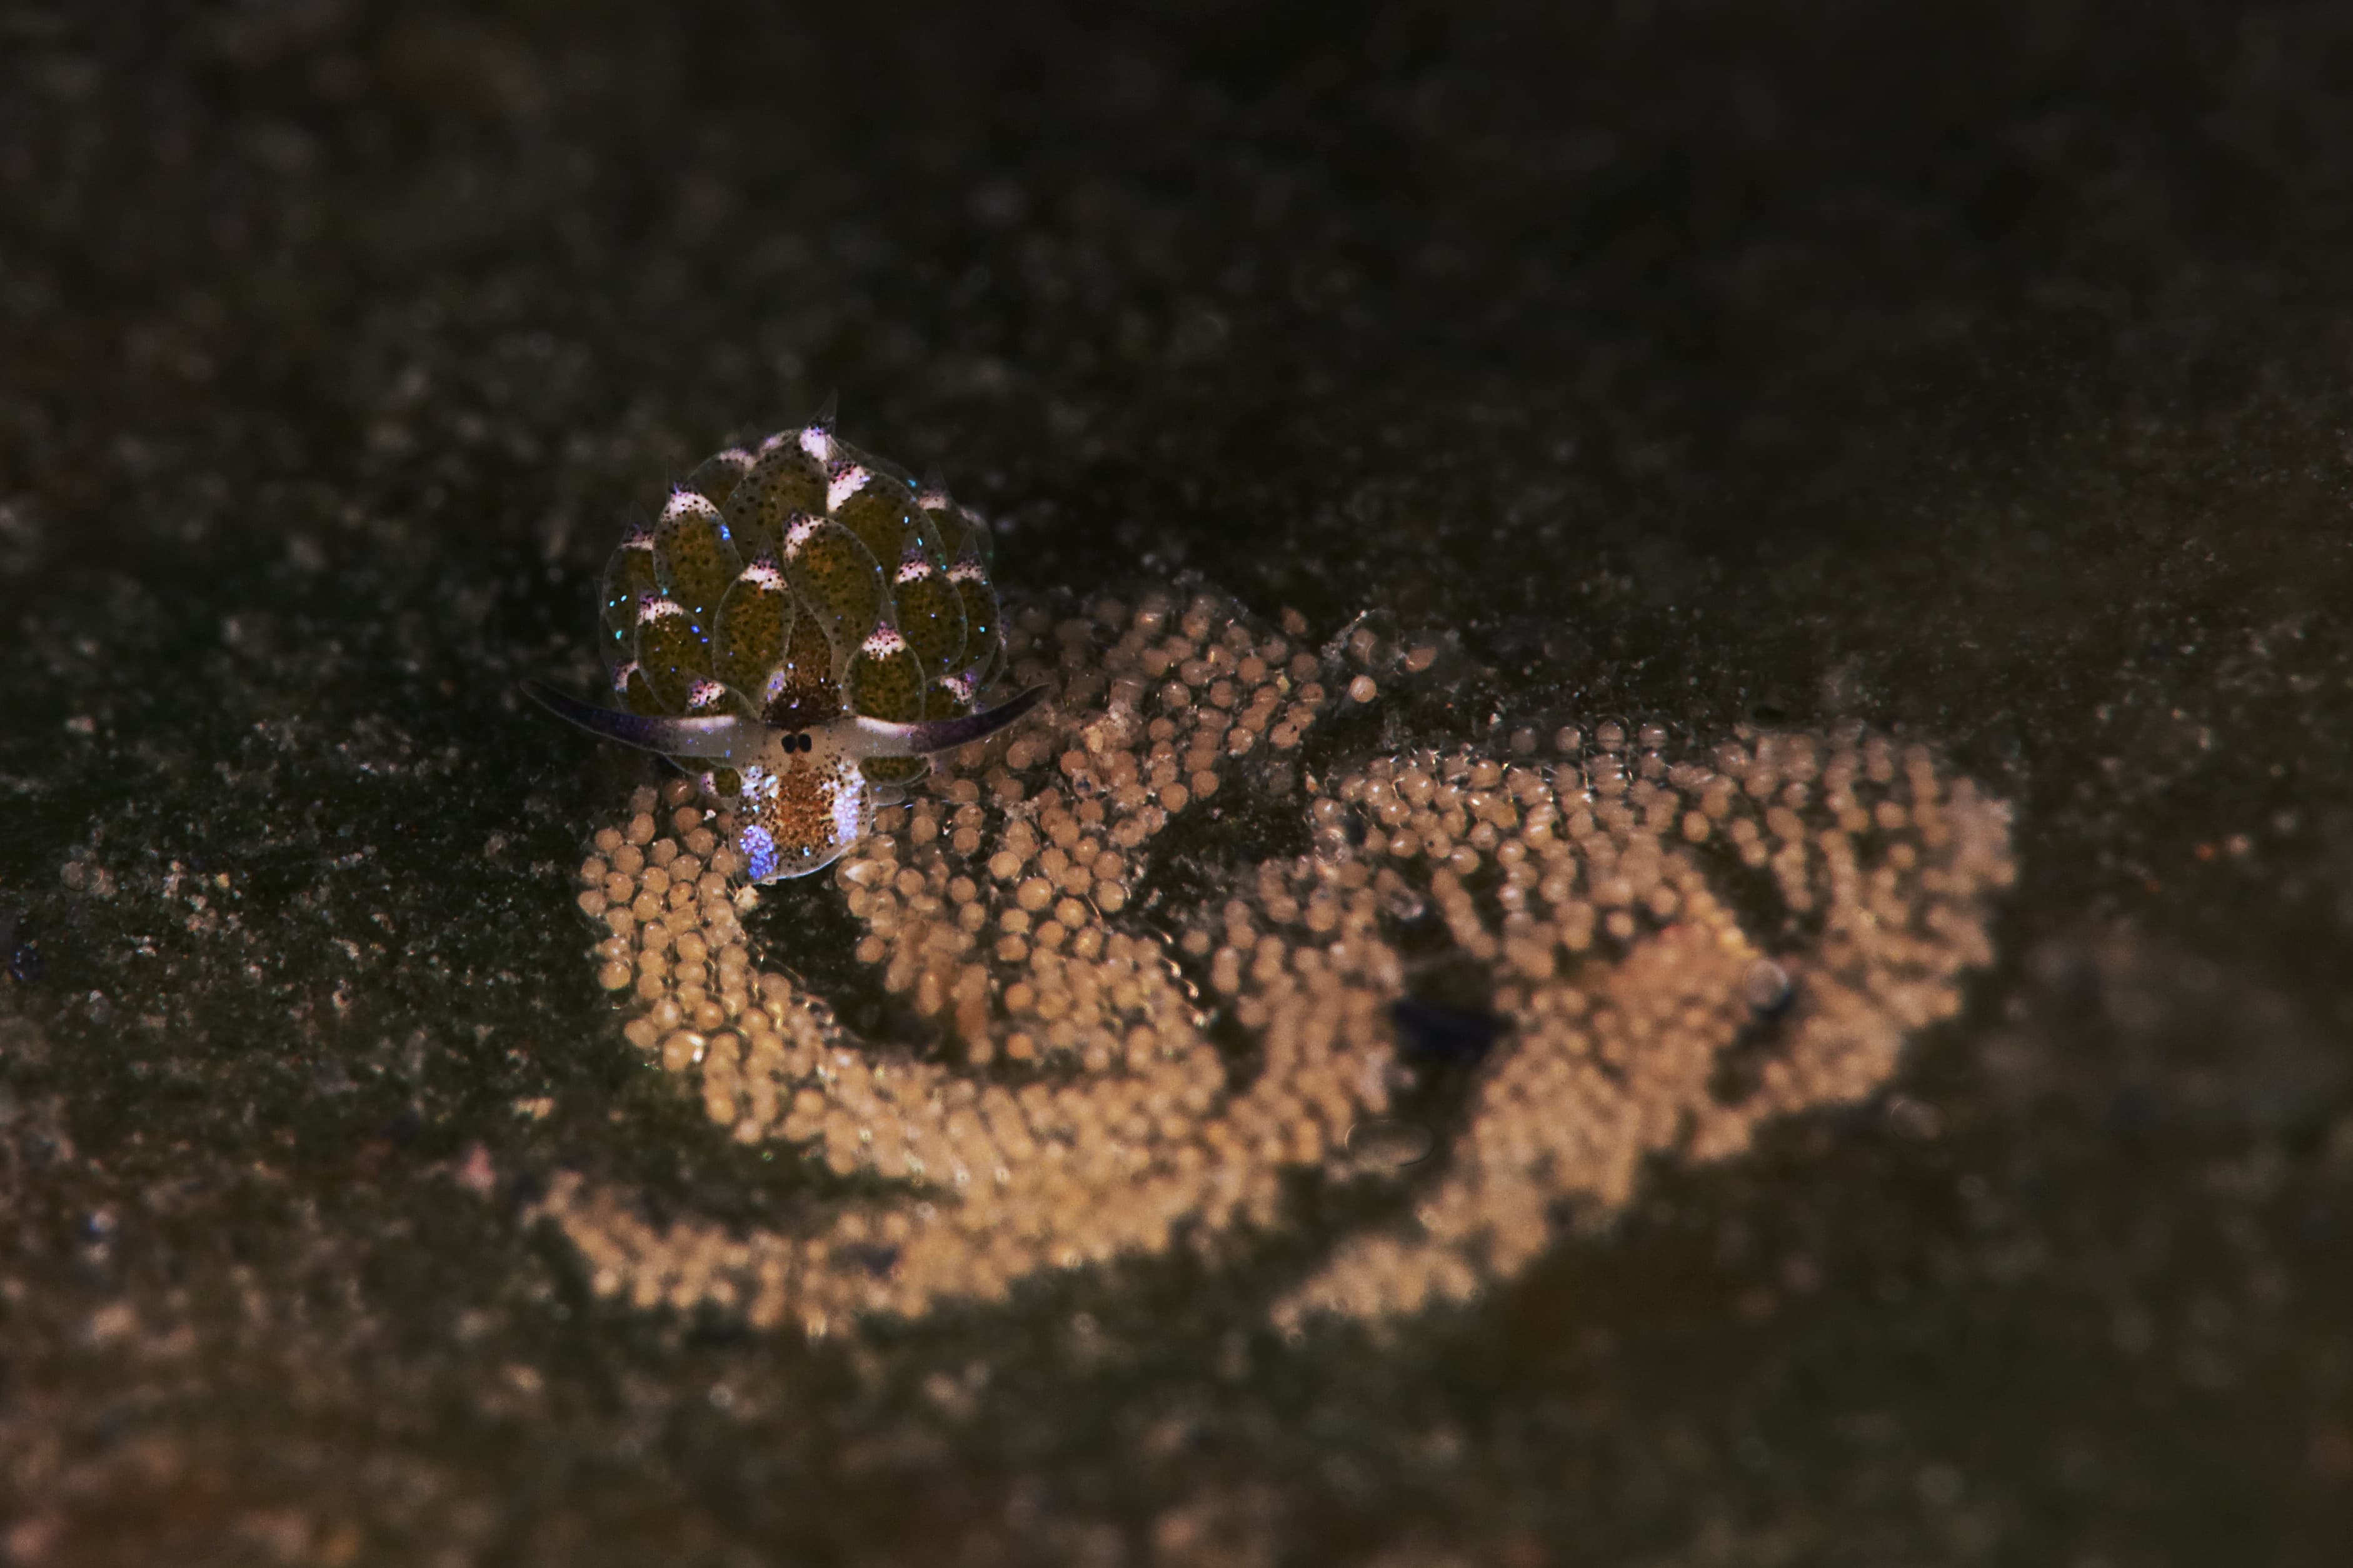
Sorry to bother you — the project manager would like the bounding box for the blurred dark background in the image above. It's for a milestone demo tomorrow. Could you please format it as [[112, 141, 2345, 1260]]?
[[1, 2, 2349, 1563]]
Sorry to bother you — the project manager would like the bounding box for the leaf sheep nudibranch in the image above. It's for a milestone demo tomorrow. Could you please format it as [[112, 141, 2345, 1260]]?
[[534, 412, 1040, 881]]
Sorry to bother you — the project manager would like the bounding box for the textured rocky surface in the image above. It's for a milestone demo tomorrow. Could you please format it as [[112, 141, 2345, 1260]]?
[[3, 2, 2350, 1563]]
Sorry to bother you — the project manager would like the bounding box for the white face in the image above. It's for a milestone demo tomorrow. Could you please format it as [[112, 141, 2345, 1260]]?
[[705, 722, 881, 883]]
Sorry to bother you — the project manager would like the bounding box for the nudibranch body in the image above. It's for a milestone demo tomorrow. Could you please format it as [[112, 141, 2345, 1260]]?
[[530, 414, 1038, 879]]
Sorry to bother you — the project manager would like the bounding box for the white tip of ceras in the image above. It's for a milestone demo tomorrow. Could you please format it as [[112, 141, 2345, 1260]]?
[[893, 549, 935, 586], [860, 624, 910, 659], [610, 660, 642, 696], [636, 596, 688, 629], [798, 423, 836, 467], [945, 557, 988, 584], [825, 463, 873, 514], [660, 488, 725, 525], [615, 522, 654, 552], [781, 515, 825, 556], [686, 678, 730, 713], [736, 556, 786, 591]]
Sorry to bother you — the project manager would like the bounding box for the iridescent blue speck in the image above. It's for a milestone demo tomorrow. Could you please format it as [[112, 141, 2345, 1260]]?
[[738, 823, 780, 884]]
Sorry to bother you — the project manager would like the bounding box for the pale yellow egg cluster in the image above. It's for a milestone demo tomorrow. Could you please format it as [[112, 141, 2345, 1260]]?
[[538, 589, 2014, 1337], [1265, 723, 2014, 1328]]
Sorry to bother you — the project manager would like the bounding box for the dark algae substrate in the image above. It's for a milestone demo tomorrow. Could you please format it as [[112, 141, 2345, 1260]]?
[[2, 3, 2349, 1563]]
